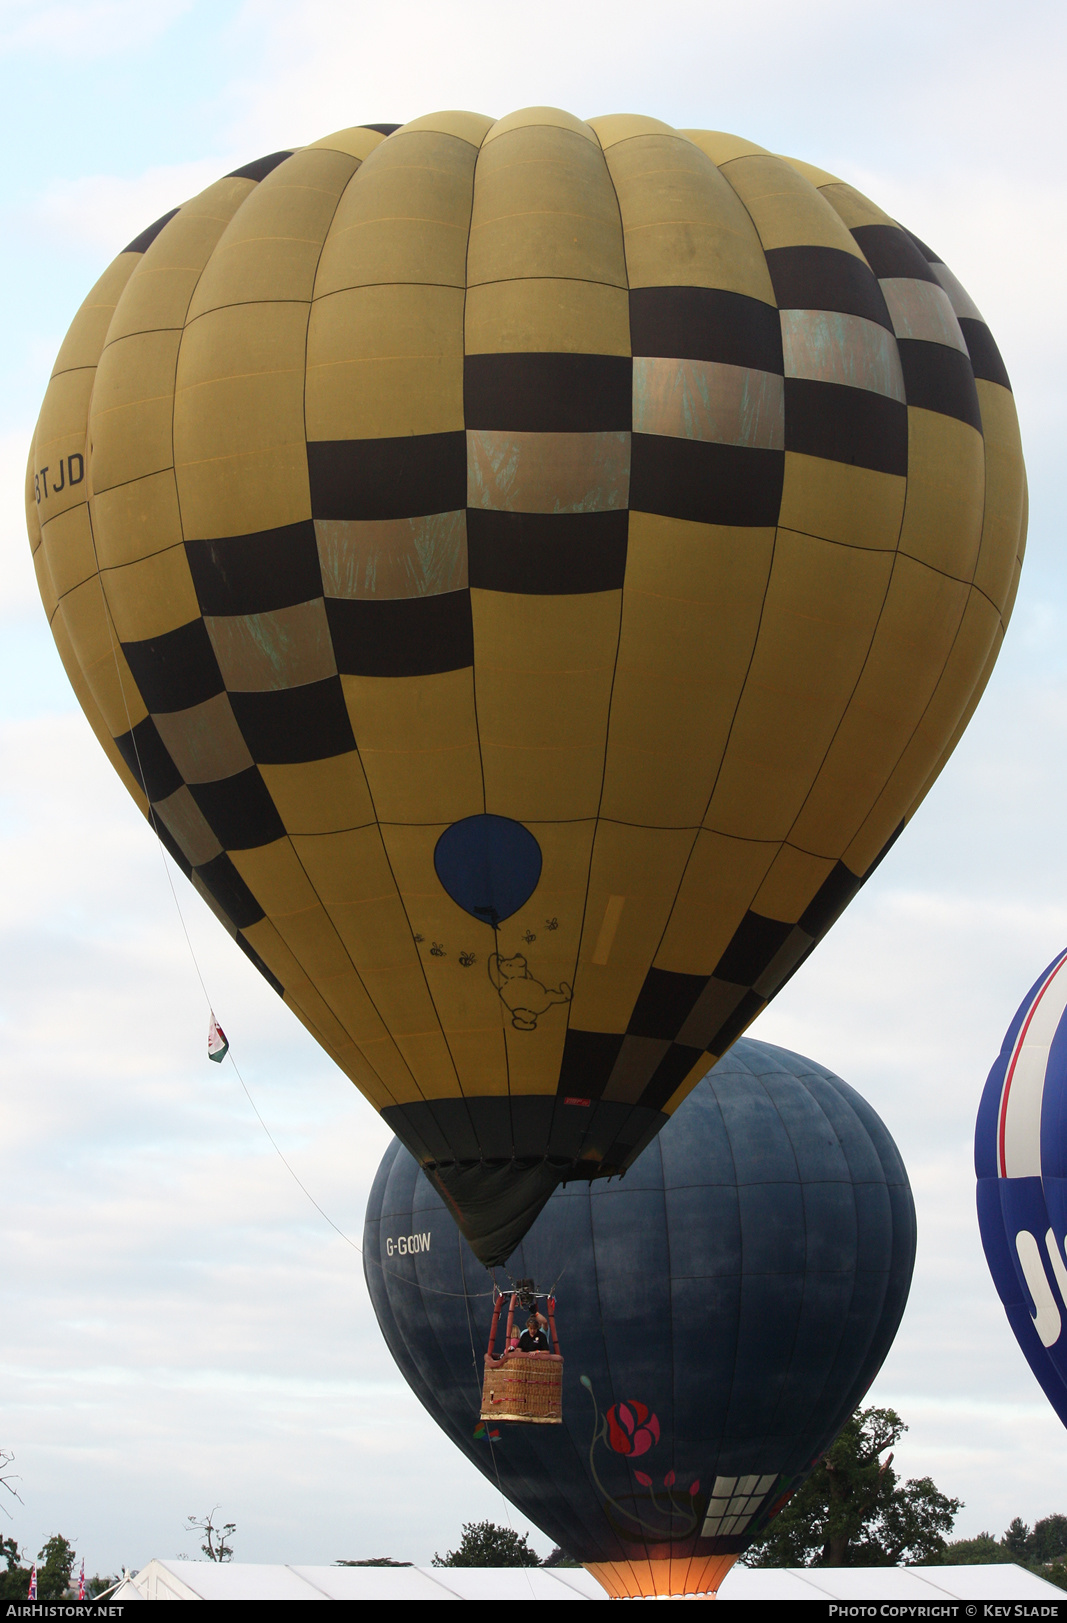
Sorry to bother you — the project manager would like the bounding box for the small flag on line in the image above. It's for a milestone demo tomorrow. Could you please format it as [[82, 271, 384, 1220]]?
[[208, 1014, 229, 1063], [28, 1564, 36, 1600]]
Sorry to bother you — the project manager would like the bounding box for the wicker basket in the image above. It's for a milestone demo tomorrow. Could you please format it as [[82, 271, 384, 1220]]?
[[480, 1352, 564, 1423]]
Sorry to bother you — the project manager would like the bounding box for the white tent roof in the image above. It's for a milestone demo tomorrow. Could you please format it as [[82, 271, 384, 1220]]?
[[113, 1559, 1064, 1601]]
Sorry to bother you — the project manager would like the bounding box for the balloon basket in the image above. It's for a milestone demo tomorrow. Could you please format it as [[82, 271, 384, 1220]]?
[[480, 1352, 563, 1424]]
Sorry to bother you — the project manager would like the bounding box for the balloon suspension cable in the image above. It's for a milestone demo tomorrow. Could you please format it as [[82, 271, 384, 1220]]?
[[94, 571, 490, 1301]]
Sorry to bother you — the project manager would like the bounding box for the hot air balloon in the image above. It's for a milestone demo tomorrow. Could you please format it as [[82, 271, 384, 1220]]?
[[976, 950, 1067, 1421], [27, 109, 1024, 1265], [363, 1038, 916, 1599]]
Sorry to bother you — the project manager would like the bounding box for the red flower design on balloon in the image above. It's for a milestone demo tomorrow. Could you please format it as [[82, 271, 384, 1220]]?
[[605, 1400, 661, 1457]]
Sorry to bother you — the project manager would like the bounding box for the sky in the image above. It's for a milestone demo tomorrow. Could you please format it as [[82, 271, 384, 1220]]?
[[2, 0, 1066, 1579]]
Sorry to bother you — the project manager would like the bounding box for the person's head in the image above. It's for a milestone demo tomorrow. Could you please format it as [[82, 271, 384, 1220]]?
[[527, 1314, 539, 1330]]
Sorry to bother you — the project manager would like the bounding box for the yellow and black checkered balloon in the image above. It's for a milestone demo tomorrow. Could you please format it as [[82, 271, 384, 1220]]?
[[27, 110, 1026, 1265]]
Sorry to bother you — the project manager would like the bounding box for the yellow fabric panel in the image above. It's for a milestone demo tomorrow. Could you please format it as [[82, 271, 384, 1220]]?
[[290, 820, 403, 909], [25, 436, 41, 554], [503, 1010, 568, 1097], [655, 830, 777, 975], [481, 106, 599, 146], [589, 113, 679, 147], [313, 967, 403, 1047], [57, 576, 147, 734], [304, 125, 386, 159], [752, 843, 836, 923], [468, 122, 626, 289], [393, 1028, 464, 1097], [309, 1007, 399, 1107], [90, 329, 180, 494], [571, 823, 696, 1030], [394, 110, 495, 144], [40, 503, 97, 601], [778, 155, 842, 188], [844, 586, 1002, 875], [32, 366, 93, 526], [357, 962, 450, 1057], [471, 588, 620, 822], [897, 409, 984, 580], [280, 971, 354, 1053], [464, 278, 630, 356], [444, 1022, 511, 1096], [706, 529, 894, 842], [49, 603, 148, 812], [718, 155, 867, 257], [817, 181, 896, 232], [788, 556, 969, 856], [173, 301, 310, 538], [259, 751, 376, 833], [683, 131, 771, 164], [779, 453, 906, 551], [186, 150, 357, 317], [106, 177, 255, 342], [274, 905, 355, 981], [601, 132, 774, 301], [353, 1033, 427, 1105], [31, 531, 56, 619], [90, 469, 184, 571], [341, 670, 483, 825], [314, 131, 476, 295], [600, 513, 775, 827], [1004, 544, 1023, 627], [228, 837, 321, 915], [901, 617, 1006, 829], [972, 381, 1026, 612], [51, 252, 139, 375], [305, 283, 465, 440], [100, 543, 199, 641]]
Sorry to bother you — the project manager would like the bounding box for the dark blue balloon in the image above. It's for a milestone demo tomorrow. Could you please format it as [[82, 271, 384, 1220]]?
[[433, 814, 542, 926], [976, 949, 1067, 1419], [363, 1039, 915, 1583]]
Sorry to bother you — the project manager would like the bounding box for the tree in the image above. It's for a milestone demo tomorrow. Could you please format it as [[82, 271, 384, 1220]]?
[[542, 1546, 580, 1568], [184, 1508, 235, 1562], [433, 1521, 540, 1567], [36, 1535, 77, 1600], [0, 1450, 21, 1516], [743, 1407, 961, 1568], [0, 1537, 31, 1602], [335, 1558, 412, 1567]]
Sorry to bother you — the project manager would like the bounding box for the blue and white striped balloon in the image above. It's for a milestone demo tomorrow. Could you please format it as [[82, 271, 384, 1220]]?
[[976, 950, 1067, 1420]]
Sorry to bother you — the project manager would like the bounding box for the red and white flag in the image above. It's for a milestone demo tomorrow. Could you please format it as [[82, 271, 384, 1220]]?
[[208, 1013, 229, 1063], [27, 1564, 36, 1599], [78, 1560, 85, 1600]]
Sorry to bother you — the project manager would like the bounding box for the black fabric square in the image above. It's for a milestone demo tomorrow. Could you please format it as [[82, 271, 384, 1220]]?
[[784, 380, 908, 476], [362, 123, 401, 135], [898, 340, 982, 431], [229, 676, 356, 764], [152, 814, 192, 878], [123, 208, 180, 255], [466, 510, 628, 594], [903, 228, 939, 264], [194, 851, 264, 929], [714, 912, 793, 986], [382, 1100, 456, 1164], [630, 436, 784, 526], [189, 766, 286, 849], [958, 319, 1012, 391], [327, 592, 473, 677], [627, 968, 707, 1041], [122, 619, 223, 714], [463, 353, 632, 432], [555, 1028, 625, 1102], [766, 245, 892, 330], [226, 151, 293, 182], [237, 930, 284, 996], [308, 433, 466, 521], [638, 1043, 705, 1113], [708, 988, 765, 1055], [185, 521, 323, 616], [114, 716, 182, 802], [850, 225, 939, 284], [629, 286, 784, 373], [798, 860, 864, 940]]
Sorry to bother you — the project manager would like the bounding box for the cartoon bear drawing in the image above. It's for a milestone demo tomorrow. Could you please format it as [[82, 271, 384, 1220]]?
[[488, 953, 572, 1031]]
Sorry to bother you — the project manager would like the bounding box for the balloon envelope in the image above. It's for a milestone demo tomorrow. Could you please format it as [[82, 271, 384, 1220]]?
[[976, 949, 1067, 1418], [363, 1038, 915, 1597], [28, 110, 1024, 1264]]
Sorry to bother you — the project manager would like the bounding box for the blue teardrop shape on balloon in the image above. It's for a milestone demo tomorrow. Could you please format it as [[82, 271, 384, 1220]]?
[[433, 815, 542, 927]]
